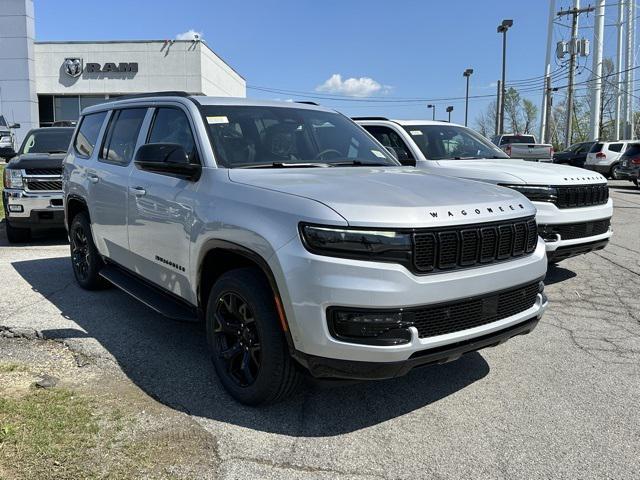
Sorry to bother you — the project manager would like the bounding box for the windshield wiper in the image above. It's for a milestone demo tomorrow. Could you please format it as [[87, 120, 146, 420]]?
[[237, 162, 331, 169], [329, 159, 390, 167]]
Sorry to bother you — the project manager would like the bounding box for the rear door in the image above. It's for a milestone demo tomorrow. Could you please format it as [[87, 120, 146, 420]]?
[[88, 107, 149, 264], [126, 106, 201, 302]]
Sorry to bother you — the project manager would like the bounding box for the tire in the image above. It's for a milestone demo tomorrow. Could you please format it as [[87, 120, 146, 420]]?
[[634, 178, 639, 188], [5, 221, 31, 243], [609, 163, 620, 180], [69, 212, 107, 290], [206, 268, 302, 405]]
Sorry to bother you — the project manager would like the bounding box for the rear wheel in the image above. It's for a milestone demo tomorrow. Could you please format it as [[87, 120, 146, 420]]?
[[5, 222, 31, 244], [609, 163, 620, 179], [206, 268, 302, 405], [633, 178, 639, 188], [69, 212, 107, 290]]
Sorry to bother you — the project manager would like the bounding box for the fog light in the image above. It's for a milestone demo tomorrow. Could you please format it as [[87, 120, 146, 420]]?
[[538, 224, 559, 242], [329, 308, 414, 345], [8, 205, 23, 213], [538, 281, 548, 304]]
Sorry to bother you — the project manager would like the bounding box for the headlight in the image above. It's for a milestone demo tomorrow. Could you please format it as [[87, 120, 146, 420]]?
[[300, 224, 411, 262], [3, 169, 24, 189], [500, 184, 557, 203]]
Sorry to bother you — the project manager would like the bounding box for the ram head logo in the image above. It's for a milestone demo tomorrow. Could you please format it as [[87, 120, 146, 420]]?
[[63, 58, 83, 78]]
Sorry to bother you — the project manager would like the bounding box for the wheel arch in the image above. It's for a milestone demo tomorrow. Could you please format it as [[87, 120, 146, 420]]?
[[65, 194, 89, 231]]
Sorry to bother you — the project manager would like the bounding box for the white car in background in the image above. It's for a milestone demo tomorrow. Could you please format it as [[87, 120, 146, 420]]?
[[584, 140, 632, 178], [356, 118, 613, 263]]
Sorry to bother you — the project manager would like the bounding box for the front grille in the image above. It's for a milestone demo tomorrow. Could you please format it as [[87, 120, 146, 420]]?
[[411, 281, 540, 338], [24, 168, 63, 176], [540, 219, 611, 240], [25, 180, 63, 191], [413, 216, 537, 273], [555, 184, 608, 208]]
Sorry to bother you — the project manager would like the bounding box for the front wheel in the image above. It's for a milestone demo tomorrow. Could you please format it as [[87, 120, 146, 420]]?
[[206, 268, 302, 405], [69, 212, 107, 290]]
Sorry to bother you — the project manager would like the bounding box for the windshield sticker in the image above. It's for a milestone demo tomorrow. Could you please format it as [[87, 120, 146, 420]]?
[[371, 149, 386, 158], [410, 130, 423, 136], [207, 116, 229, 124]]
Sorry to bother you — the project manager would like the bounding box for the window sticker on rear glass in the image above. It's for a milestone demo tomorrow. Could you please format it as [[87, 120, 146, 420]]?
[[207, 116, 229, 124], [410, 130, 423, 136], [371, 149, 386, 158]]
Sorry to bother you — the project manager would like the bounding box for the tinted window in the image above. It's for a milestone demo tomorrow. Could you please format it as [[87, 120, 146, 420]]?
[[100, 108, 147, 165], [401, 125, 508, 160], [576, 143, 594, 153], [75, 111, 107, 157], [20, 129, 74, 154], [500, 135, 536, 144], [608, 143, 623, 152], [590, 142, 604, 153], [621, 143, 640, 157], [200, 105, 397, 168], [0, 115, 7, 127], [364, 125, 415, 165], [148, 108, 196, 160]]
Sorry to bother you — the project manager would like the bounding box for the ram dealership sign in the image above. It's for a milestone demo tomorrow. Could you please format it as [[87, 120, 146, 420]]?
[[63, 58, 138, 77]]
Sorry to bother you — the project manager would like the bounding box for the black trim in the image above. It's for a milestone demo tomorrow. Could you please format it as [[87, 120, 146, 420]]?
[[293, 316, 540, 380], [547, 238, 609, 262]]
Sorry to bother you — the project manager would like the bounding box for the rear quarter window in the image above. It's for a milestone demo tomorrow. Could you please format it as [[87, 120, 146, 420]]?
[[590, 142, 604, 153], [74, 111, 108, 157], [608, 143, 623, 153]]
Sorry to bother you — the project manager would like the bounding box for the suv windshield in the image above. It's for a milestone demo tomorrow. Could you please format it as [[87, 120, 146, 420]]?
[[19, 129, 74, 154], [402, 125, 509, 160], [200, 105, 399, 168]]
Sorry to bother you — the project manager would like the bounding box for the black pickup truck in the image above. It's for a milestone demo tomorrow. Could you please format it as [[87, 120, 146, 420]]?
[[2, 127, 74, 242]]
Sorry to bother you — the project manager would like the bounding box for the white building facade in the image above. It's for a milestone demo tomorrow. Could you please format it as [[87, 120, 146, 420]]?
[[0, 0, 246, 144]]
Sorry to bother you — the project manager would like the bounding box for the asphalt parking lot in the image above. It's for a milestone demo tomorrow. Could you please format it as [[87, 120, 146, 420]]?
[[0, 180, 638, 479]]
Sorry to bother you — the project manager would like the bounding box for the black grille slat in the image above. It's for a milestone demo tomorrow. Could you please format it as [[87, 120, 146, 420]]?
[[24, 168, 63, 176], [554, 184, 608, 209], [412, 282, 540, 338], [25, 180, 63, 191], [541, 219, 611, 240], [412, 216, 537, 274]]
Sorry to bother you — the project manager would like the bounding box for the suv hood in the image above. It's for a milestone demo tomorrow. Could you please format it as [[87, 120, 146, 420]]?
[[229, 167, 535, 228], [422, 158, 607, 185], [7, 152, 66, 170]]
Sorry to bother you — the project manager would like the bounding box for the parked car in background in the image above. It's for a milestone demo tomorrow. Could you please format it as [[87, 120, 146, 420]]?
[[0, 114, 20, 160], [552, 141, 595, 168], [584, 140, 632, 178], [63, 94, 548, 405], [616, 142, 640, 187], [356, 118, 613, 262], [491, 133, 553, 162], [52, 120, 77, 127], [2, 127, 74, 242]]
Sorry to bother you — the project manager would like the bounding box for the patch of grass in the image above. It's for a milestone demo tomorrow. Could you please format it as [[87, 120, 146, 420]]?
[[0, 362, 28, 373]]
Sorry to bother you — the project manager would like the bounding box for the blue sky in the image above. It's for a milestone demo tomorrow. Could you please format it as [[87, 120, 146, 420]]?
[[34, 0, 620, 127]]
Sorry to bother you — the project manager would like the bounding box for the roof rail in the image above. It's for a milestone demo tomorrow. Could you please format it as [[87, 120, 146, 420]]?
[[109, 91, 191, 101], [351, 116, 389, 121], [295, 101, 320, 106]]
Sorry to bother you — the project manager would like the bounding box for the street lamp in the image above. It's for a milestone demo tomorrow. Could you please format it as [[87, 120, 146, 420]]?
[[427, 104, 436, 121], [446, 106, 454, 123], [463, 68, 473, 126], [497, 19, 513, 135]]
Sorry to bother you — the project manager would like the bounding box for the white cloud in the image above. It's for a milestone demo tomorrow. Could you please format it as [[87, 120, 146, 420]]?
[[316, 73, 388, 97], [176, 29, 203, 41]]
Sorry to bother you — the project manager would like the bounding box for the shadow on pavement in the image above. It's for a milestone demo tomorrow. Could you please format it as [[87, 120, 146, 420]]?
[[544, 264, 577, 286], [11, 256, 490, 437], [0, 221, 68, 247]]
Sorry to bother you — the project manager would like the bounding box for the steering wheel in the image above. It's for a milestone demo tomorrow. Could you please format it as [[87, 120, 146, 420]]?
[[315, 149, 342, 161]]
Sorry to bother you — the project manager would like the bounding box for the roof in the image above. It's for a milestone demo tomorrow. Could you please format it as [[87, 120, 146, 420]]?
[[355, 118, 463, 127]]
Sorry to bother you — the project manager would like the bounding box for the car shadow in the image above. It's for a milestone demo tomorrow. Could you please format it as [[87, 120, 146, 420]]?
[[544, 263, 577, 285], [0, 221, 68, 247], [10, 256, 491, 437]]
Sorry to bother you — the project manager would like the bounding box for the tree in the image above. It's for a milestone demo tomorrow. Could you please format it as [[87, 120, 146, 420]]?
[[475, 88, 537, 136]]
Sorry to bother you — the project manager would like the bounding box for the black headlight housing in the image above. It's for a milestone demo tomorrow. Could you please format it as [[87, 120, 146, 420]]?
[[500, 184, 558, 203], [299, 223, 412, 264]]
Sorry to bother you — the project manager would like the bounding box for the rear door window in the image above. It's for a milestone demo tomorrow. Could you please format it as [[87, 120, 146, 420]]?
[[608, 143, 623, 153], [100, 108, 147, 165], [74, 111, 107, 157]]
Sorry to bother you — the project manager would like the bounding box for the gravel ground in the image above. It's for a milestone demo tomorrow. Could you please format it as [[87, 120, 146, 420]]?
[[0, 180, 638, 479]]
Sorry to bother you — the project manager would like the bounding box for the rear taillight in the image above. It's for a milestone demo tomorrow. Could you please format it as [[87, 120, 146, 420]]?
[[550, 147, 554, 156], [631, 157, 640, 165], [596, 152, 606, 159]]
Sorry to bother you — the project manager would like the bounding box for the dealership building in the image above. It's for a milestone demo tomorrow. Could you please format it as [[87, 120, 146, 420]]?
[[0, 0, 246, 144]]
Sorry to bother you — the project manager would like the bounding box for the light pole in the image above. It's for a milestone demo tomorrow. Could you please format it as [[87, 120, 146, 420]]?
[[497, 19, 513, 135], [427, 104, 436, 120], [446, 106, 454, 123], [463, 68, 473, 126]]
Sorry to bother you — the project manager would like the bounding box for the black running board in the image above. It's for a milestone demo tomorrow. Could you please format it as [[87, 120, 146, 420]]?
[[99, 265, 198, 322]]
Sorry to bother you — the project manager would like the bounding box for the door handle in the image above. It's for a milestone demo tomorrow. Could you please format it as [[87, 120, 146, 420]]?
[[130, 186, 146, 196], [88, 174, 99, 184]]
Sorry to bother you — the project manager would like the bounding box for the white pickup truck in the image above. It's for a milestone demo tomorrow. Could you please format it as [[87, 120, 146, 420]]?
[[356, 118, 612, 263], [491, 133, 553, 162]]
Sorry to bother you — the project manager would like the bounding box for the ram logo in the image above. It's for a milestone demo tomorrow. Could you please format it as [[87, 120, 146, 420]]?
[[63, 58, 83, 77]]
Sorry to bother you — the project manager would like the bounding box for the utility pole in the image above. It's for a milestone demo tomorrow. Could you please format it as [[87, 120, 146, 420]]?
[[540, 0, 556, 143], [615, 0, 625, 139], [589, 0, 605, 141], [624, 0, 636, 138], [558, 1, 594, 147], [497, 20, 513, 135], [495, 80, 502, 136], [544, 76, 554, 143]]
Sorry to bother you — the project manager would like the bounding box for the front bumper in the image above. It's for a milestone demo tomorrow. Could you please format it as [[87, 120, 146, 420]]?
[[533, 199, 613, 256], [3, 189, 65, 227], [271, 236, 548, 366]]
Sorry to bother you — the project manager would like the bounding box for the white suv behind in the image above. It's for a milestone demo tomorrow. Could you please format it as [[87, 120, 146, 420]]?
[[584, 140, 632, 178]]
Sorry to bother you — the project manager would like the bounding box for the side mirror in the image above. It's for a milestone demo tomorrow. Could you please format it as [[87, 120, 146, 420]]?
[[134, 143, 201, 180], [9, 123, 20, 129]]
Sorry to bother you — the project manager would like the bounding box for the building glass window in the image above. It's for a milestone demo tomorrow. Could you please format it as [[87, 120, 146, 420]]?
[[80, 96, 109, 111], [54, 96, 80, 121]]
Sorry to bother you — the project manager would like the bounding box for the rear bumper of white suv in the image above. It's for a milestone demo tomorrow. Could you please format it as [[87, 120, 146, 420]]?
[[271, 237, 548, 379], [534, 199, 613, 262]]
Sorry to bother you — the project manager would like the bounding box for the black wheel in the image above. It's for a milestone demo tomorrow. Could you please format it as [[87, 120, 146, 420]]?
[[609, 163, 620, 179], [633, 178, 639, 188], [206, 268, 302, 405], [69, 212, 107, 290], [5, 221, 31, 244]]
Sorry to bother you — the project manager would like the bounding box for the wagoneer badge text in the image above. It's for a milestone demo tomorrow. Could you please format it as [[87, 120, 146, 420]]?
[[429, 203, 526, 218]]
